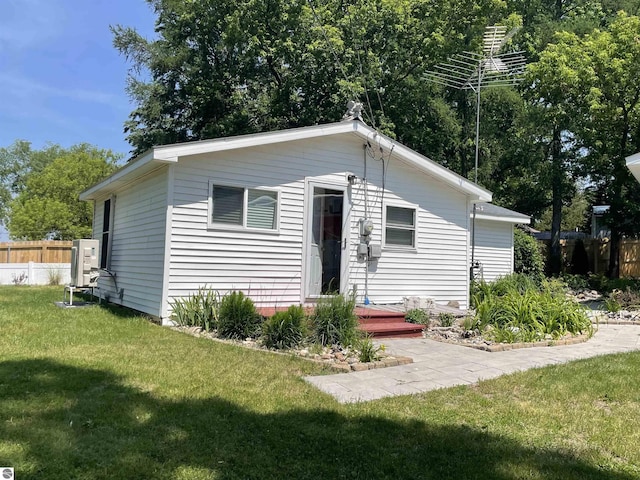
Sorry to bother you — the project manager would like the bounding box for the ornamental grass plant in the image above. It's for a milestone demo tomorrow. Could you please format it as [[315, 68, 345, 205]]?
[[217, 291, 263, 339], [311, 291, 360, 347], [262, 305, 308, 350], [471, 274, 592, 343]]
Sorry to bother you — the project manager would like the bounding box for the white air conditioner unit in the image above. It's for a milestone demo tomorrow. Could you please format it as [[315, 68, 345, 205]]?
[[70, 239, 99, 287]]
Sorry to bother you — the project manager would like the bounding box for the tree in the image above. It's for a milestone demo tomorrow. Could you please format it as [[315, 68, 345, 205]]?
[[529, 12, 640, 277], [7, 146, 119, 240], [113, 0, 508, 156], [0, 141, 64, 226], [535, 189, 590, 231]]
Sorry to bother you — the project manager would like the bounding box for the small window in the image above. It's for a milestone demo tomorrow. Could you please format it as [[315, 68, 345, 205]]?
[[100, 198, 114, 269], [210, 183, 278, 231], [385, 205, 416, 248]]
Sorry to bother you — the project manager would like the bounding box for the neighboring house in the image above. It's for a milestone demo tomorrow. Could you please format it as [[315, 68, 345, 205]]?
[[627, 152, 640, 183], [81, 120, 525, 324], [472, 203, 530, 282]]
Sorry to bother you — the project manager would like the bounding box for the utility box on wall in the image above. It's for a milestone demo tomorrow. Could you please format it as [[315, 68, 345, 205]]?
[[70, 239, 99, 287]]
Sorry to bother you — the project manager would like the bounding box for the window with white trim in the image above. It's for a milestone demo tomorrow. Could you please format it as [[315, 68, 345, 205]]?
[[210, 183, 278, 230], [100, 197, 114, 269], [384, 205, 416, 248]]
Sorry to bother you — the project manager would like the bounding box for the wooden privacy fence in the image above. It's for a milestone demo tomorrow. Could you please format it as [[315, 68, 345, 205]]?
[[0, 241, 72, 264], [538, 238, 640, 277]]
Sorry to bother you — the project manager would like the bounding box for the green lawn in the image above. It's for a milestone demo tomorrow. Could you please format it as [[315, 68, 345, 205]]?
[[1, 287, 639, 479]]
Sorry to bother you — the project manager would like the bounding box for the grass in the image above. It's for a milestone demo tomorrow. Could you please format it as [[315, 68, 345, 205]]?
[[1, 287, 639, 479]]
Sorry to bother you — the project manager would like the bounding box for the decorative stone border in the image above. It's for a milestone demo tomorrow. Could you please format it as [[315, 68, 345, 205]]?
[[425, 332, 592, 352], [464, 333, 592, 352], [319, 356, 414, 373], [593, 319, 640, 325], [170, 326, 413, 372]]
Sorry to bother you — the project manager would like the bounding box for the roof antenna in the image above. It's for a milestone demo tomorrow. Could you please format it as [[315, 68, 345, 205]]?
[[342, 100, 364, 122]]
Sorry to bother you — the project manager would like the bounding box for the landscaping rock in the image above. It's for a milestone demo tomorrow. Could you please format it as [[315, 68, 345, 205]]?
[[170, 326, 412, 372]]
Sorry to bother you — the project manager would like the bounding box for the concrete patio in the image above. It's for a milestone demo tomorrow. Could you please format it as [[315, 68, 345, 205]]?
[[305, 324, 640, 403]]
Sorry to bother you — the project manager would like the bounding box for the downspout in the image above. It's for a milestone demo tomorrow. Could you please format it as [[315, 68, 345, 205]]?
[[363, 144, 369, 305], [470, 202, 477, 281]]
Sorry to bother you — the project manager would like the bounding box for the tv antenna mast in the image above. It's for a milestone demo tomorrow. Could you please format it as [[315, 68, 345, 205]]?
[[424, 25, 526, 183], [425, 25, 526, 280]]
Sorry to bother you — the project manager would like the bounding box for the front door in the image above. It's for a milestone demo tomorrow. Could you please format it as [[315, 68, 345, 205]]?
[[307, 186, 346, 297]]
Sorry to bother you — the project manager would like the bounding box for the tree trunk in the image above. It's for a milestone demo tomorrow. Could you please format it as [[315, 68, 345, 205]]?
[[607, 112, 631, 279], [549, 126, 563, 275]]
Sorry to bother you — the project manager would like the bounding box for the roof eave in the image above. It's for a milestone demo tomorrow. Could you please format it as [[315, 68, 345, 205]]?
[[350, 122, 492, 202], [79, 150, 176, 201], [626, 152, 640, 183], [475, 213, 531, 224], [80, 120, 492, 202]]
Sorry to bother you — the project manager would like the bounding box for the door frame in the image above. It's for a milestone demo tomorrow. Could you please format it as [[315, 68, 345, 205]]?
[[301, 179, 351, 302]]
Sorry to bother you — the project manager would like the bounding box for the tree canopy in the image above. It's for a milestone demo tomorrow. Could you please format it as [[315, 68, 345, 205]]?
[[6, 145, 119, 241], [114, 0, 640, 275]]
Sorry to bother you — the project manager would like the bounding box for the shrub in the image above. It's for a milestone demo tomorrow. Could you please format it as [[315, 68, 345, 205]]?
[[217, 291, 262, 339], [438, 312, 455, 327], [405, 308, 429, 326], [560, 274, 590, 291], [311, 292, 360, 347], [262, 305, 307, 350], [170, 287, 219, 331], [570, 240, 590, 275], [357, 336, 383, 363], [473, 278, 593, 343], [514, 229, 544, 280]]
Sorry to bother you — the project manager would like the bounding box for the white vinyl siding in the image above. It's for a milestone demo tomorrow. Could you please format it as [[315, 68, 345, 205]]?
[[93, 168, 168, 317], [167, 133, 471, 312], [348, 158, 470, 308], [473, 219, 514, 282]]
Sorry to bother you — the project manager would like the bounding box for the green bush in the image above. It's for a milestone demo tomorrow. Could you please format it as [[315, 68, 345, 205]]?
[[588, 275, 640, 295], [514, 229, 544, 280], [560, 274, 590, 291], [170, 287, 219, 331], [405, 308, 430, 326], [472, 277, 593, 343], [438, 312, 455, 327], [570, 239, 590, 275], [261, 305, 307, 350], [217, 291, 263, 339], [311, 293, 360, 347]]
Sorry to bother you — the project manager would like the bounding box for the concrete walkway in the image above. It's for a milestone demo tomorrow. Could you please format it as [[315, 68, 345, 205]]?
[[304, 324, 640, 403]]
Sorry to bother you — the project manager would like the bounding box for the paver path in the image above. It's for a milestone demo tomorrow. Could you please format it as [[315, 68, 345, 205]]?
[[305, 324, 640, 403]]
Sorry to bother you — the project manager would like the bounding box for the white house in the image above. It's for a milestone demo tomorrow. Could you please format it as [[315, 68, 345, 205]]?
[[81, 119, 526, 324], [627, 152, 640, 182], [471, 203, 531, 282]]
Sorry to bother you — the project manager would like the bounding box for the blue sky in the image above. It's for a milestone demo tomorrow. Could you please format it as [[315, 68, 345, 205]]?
[[0, 0, 157, 240], [0, 0, 156, 157]]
